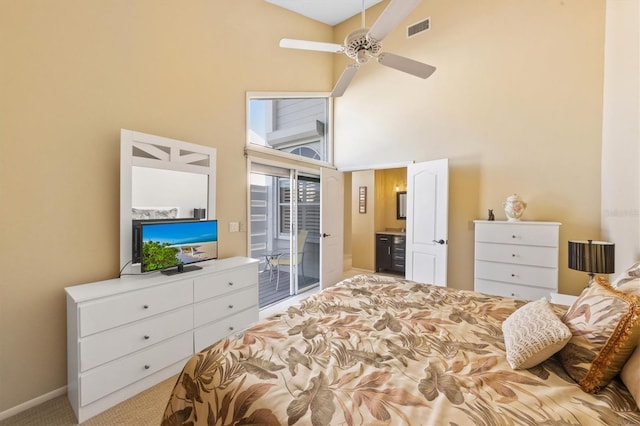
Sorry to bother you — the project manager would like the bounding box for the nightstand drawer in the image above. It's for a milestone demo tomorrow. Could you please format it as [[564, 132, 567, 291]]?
[[194, 308, 258, 352], [79, 280, 192, 337], [194, 285, 257, 327], [80, 332, 192, 406], [475, 279, 551, 300], [475, 260, 557, 289], [194, 266, 257, 302], [475, 223, 558, 246], [80, 305, 193, 372], [475, 242, 558, 267]]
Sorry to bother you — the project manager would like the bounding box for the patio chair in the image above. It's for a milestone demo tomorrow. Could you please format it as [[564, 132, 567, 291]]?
[[270, 229, 309, 291]]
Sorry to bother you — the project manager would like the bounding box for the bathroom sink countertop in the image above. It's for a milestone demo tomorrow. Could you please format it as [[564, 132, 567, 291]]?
[[376, 230, 406, 236]]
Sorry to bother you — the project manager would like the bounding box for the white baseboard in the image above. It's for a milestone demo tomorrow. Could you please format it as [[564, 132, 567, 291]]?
[[0, 386, 67, 421]]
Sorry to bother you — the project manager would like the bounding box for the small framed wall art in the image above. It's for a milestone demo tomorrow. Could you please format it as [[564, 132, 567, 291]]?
[[359, 186, 367, 214]]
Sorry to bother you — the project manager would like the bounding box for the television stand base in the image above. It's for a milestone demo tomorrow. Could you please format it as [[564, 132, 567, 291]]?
[[161, 264, 203, 276]]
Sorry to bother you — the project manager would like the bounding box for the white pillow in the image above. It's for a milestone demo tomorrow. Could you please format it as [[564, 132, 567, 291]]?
[[502, 298, 572, 369], [612, 261, 640, 288]]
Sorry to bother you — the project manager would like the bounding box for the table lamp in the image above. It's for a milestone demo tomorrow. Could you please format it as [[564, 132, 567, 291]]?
[[568, 239, 615, 282]]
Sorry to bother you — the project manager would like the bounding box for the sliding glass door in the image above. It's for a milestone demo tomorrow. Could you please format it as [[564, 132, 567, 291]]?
[[250, 163, 319, 308]]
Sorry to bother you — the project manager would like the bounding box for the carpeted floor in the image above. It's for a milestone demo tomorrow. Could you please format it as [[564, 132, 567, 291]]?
[[0, 375, 177, 426]]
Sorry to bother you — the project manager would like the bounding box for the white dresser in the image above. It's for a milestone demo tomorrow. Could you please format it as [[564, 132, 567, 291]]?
[[65, 256, 258, 423], [474, 221, 561, 300]]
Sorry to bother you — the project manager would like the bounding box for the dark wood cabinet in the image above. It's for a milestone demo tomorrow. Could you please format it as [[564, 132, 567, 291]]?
[[376, 233, 405, 274]]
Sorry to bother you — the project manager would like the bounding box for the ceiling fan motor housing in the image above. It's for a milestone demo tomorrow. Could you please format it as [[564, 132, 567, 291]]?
[[344, 28, 381, 63]]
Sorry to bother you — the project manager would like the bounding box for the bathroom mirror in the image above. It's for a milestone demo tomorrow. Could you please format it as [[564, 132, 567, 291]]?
[[397, 191, 407, 220]]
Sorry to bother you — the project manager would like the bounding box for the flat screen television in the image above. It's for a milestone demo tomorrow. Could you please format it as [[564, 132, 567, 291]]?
[[140, 220, 218, 275]]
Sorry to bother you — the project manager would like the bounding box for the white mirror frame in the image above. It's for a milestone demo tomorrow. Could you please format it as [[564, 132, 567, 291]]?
[[119, 129, 216, 272]]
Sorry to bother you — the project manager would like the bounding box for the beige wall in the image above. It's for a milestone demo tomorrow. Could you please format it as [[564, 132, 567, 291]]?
[[351, 170, 376, 271], [0, 0, 334, 412], [375, 168, 407, 231], [334, 0, 606, 295]]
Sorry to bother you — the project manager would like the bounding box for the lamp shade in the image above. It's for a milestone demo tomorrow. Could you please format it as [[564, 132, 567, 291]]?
[[568, 240, 615, 276]]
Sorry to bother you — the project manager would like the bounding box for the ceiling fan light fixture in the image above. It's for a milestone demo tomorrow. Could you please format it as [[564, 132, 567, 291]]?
[[279, 0, 435, 96]]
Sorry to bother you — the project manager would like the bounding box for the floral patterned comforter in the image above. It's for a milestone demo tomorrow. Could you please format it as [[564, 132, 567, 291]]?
[[162, 274, 640, 425]]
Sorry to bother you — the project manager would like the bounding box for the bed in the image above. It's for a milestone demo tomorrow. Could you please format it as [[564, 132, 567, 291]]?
[[161, 274, 640, 425]]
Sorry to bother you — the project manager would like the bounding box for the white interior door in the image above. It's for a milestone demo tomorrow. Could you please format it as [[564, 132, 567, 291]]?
[[320, 167, 344, 289], [405, 159, 449, 286]]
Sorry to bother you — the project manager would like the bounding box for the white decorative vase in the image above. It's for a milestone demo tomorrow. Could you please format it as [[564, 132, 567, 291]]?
[[503, 194, 527, 222]]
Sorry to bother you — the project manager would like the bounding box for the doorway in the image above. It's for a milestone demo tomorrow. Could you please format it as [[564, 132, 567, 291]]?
[[249, 163, 320, 308]]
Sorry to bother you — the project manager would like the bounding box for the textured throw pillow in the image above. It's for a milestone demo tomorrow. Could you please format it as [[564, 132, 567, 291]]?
[[502, 298, 572, 369], [131, 207, 178, 220], [559, 277, 640, 393], [612, 261, 640, 287], [621, 345, 640, 408]]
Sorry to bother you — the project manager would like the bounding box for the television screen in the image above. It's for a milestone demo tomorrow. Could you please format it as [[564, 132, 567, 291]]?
[[132, 218, 197, 264], [141, 220, 218, 274]]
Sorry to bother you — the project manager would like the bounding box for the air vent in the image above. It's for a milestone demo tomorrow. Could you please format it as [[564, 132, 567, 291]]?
[[407, 17, 431, 38]]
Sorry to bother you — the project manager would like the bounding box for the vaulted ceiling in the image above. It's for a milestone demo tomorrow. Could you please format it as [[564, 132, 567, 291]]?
[[264, 0, 384, 26]]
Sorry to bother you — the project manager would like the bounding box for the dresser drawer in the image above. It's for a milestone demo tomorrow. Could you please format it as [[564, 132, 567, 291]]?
[[194, 265, 257, 302], [392, 236, 406, 245], [80, 332, 192, 406], [475, 242, 558, 268], [475, 260, 557, 289], [475, 223, 558, 246], [80, 305, 193, 372], [194, 308, 258, 352], [194, 285, 257, 327], [475, 279, 551, 301], [79, 280, 192, 337]]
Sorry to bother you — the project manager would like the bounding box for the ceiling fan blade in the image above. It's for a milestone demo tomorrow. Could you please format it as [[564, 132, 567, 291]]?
[[368, 0, 421, 42], [330, 64, 359, 97], [279, 38, 344, 53], [377, 52, 436, 79]]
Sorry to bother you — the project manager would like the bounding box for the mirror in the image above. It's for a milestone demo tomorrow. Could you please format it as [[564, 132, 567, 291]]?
[[397, 191, 407, 220], [120, 129, 216, 271], [132, 167, 208, 219]]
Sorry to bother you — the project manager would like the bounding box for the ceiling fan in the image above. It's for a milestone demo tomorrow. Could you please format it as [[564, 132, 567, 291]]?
[[279, 0, 436, 97]]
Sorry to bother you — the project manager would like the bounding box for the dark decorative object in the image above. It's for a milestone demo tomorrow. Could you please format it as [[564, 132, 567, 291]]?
[[488, 209, 495, 221], [193, 208, 206, 219], [568, 239, 615, 282], [396, 191, 407, 220]]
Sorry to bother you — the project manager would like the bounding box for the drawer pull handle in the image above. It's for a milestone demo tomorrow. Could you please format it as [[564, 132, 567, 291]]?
[[511, 273, 517, 277], [144, 335, 150, 340], [228, 282, 234, 286], [229, 304, 234, 309], [144, 364, 150, 370], [512, 254, 516, 257], [229, 326, 235, 331], [512, 235, 516, 239], [143, 305, 149, 309]]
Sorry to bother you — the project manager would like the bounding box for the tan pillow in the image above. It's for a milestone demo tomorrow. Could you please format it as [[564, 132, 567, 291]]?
[[621, 345, 640, 407], [559, 277, 640, 393], [502, 298, 572, 370]]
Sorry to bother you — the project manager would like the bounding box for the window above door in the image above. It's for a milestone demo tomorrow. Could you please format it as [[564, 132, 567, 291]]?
[[246, 92, 333, 166]]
